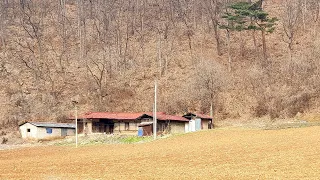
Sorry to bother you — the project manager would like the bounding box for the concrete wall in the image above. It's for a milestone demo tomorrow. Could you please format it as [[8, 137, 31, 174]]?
[[67, 128, 76, 136], [114, 121, 139, 134], [19, 123, 75, 139], [19, 123, 38, 139], [86, 122, 92, 134], [36, 127, 62, 139], [201, 119, 210, 130], [185, 122, 189, 133], [170, 122, 187, 134]]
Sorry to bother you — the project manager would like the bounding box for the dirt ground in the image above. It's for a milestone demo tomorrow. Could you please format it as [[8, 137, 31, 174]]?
[[1, 126, 320, 179]]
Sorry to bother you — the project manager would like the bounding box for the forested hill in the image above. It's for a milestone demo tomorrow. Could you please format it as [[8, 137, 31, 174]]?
[[0, 0, 319, 128]]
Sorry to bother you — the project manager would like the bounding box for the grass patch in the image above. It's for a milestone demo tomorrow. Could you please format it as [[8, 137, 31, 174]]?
[[53, 134, 154, 146], [120, 136, 152, 144]]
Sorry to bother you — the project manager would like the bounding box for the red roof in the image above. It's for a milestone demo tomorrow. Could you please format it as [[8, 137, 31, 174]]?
[[71, 111, 188, 122], [81, 112, 146, 120]]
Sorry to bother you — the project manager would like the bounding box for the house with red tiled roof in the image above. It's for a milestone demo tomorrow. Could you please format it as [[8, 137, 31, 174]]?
[[71, 112, 189, 135]]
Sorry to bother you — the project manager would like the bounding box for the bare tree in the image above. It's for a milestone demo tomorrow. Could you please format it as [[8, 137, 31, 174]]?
[[204, 0, 223, 56], [282, 0, 301, 61]]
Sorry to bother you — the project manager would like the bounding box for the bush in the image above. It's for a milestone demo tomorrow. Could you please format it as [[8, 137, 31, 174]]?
[[0, 131, 6, 136], [1, 137, 8, 144]]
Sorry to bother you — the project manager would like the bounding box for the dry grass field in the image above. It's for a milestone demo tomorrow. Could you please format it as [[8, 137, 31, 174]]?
[[1, 127, 320, 179]]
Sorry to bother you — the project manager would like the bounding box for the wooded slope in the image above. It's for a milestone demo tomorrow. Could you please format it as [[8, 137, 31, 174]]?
[[0, 0, 319, 128]]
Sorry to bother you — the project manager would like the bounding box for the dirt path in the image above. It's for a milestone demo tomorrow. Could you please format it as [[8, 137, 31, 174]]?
[[1, 127, 320, 179]]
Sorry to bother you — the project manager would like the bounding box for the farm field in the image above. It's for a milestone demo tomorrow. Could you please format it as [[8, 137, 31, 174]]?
[[1, 126, 320, 179]]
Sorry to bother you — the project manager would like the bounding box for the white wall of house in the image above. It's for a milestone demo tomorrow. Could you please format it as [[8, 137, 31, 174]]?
[[36, 127, 62, 139], [185, 122, 189, 133], [19, 123, 75, 139], [19, 123, 38, 139], [189, 120, 196, 132]]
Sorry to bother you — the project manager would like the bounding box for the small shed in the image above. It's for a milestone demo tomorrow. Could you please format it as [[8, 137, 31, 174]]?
[[19, 122, 75, 140], [138, 122, 154, 136], [183, 113, 213, 130]]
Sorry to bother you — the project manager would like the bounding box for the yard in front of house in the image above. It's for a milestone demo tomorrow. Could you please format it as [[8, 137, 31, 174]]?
[[1, 126, 320, 179]]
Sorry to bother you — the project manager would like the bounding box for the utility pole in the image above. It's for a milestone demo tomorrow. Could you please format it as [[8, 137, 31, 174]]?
[[75, 105, 78, 148], [210, 102, 213, 129], [153, 80, 157, 140], [72, 100, 79, 148]]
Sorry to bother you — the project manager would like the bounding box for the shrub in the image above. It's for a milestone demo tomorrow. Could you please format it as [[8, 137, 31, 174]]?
[[1, 137, 8, 144], [0, 131, 6, 136]]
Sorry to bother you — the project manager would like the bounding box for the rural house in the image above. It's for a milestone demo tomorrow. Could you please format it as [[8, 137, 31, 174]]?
[[74, 112, 150, 135], [19, 122, 75, 140], [72, 112, 189, 135]]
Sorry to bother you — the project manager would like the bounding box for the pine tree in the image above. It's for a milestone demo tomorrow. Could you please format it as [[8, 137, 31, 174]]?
[[220, 1, 278, 67]]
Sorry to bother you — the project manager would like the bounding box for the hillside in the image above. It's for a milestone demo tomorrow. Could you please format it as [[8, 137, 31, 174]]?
[[0, 0, 320, 130], [1, 127, 320, 179]]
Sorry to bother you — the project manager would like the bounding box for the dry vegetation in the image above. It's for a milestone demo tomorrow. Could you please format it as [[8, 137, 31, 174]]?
[[1, 127, 320, 179], [0, 0, 320, 131]]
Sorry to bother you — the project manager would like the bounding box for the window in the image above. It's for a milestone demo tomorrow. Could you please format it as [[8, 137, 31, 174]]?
[[27, 129, 30, 132], [46, 128, 52, 134], [125, 122, 129, 131]]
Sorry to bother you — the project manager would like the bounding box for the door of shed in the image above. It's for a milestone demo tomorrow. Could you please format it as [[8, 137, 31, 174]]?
[[195, 119, 201, 131], [61, 128, 67, 136]]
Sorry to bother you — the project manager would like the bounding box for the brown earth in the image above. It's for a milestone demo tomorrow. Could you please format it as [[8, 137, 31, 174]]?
[[1, 127, 320, 179]]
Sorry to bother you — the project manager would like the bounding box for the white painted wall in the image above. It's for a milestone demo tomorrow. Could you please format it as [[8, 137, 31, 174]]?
[[189, 120, 196, 132], [19, 123, 38, 139], [185, 122, 189, 133], [36, 127, 62, 139], [19, 123, 75, 139]]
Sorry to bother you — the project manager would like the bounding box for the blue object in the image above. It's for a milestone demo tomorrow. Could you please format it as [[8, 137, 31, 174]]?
[[46, 128, 52, 134], [138, 128, 143, 136]]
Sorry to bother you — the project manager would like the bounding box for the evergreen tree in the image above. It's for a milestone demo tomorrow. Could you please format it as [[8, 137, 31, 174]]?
[[220, 1, 278, 66]]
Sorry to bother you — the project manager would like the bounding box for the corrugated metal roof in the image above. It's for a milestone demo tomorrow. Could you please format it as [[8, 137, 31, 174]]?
[[183, 113, 212, 120], [145, 113, 189, 122], [138, 122, 153, 127], [23, 122, 76, 128]]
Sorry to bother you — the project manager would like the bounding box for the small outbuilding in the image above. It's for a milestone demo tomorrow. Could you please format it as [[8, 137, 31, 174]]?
[[183, 113, 213, 130], [19, 122, 75, 140]]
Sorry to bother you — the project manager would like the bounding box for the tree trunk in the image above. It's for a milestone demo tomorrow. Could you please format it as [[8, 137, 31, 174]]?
[[261, 30, 267, 66], [212, 0, 222, 56], [240, 31, 245, 57], [213, 21, 222, 56], [252, 30, 258, 53], [227, 30, 232, 72]]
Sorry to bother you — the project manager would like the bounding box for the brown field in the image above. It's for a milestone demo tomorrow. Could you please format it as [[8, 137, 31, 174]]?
[[1, 127, 320, 179]]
